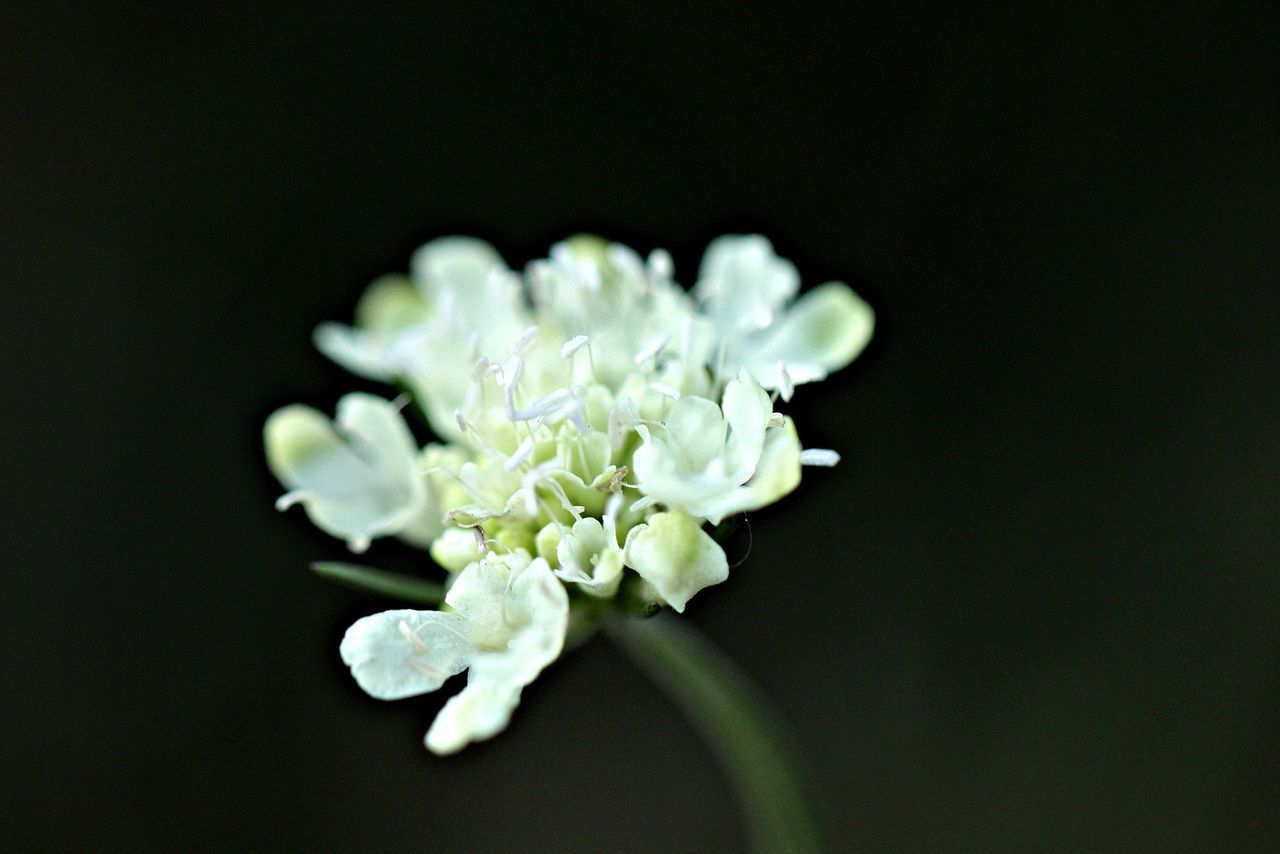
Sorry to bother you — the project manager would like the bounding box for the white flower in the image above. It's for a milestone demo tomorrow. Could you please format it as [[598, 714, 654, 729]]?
[[554, 496, 626, 597], [340, 552, 569, 754], [631, 372, 801, 524], [268, 233, 873, 752]]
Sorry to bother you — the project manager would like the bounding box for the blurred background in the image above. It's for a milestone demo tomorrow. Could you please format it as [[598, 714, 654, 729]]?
[[3, 3, 1278, 851]]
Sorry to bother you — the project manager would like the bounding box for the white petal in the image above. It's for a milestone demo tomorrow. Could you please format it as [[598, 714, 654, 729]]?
[[702, 417, 803, 524], [424, 558, 568, 754], [742, 283, 874, 386], [409, 237, 504, 305], [424, 677, 520, 755], [657, 395, 728, 470], [624, 511, 729, 612], [339, 609, 471, 700], [720, 372, 771, 480], [263, 394, 424, 549], [429, 526, 483, 573], [312, 323, 396, 380], [444, 557, 523, 650], [696, 235, 799, 332], [312, 276, 429, 380]]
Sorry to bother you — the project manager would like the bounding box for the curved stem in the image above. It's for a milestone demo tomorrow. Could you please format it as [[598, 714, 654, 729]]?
[[310, 561, 443, 605], [605, 613, 828, 854]]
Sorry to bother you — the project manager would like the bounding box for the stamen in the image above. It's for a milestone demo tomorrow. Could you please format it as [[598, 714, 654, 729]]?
[[777, 361, 795, 402], [799, 448, 841, 467], [604, 492, 623, 520], [454, 410, 468, 434], [768, 412, 786, 428], [274, 490, 312, 511], [650, 383, 681, 399], [561, 335, 589, 358], [398, 619, 430, 654], [512, 388, 571, 422], [472, 526, 489, 554], [504, 437, 535, 471], [634, 331, 671, 366], [511, 325, 539, 357]]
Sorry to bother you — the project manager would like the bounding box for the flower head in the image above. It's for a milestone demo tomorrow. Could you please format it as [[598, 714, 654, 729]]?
[[267, 234, 872, 752]]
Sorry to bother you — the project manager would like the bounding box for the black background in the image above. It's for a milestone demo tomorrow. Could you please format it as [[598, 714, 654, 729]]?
[[4, 4, 1279, 851]]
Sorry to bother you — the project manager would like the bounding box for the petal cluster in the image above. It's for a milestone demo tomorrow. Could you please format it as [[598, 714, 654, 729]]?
[[266, 234, 872, 752]]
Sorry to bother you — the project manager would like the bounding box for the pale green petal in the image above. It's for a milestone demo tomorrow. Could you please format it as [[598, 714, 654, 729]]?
[[696, 235, 799, 333], [353, 274, 430, 331], [624, 511, 729, 612], [703, 418, 803, 525], [339, 609, 471, 700], [743, 282, 874, 386], [264, 393, 424, 551]]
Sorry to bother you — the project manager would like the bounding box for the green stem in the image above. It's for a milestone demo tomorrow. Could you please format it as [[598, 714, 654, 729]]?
[[605, 614, 828, 854], [310, 561, 444, 605]]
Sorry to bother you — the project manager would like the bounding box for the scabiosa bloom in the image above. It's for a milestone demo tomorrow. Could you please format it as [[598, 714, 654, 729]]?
[[265, 234, 873, 754]]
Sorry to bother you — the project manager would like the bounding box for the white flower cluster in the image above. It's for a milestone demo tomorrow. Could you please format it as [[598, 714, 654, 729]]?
[[265, 234, 873, 753]]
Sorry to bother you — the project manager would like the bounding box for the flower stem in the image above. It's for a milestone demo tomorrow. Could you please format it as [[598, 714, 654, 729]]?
[[605, 613, 828, 854], [310, 561, 444, 605]]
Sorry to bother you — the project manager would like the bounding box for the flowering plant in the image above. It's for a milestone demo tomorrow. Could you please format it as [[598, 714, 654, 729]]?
[[265, 233, 871, 842]]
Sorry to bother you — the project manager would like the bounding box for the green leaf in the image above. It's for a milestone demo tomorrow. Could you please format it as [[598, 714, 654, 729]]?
[[310, 562, 444, 606], [605, 614, 828, 854]]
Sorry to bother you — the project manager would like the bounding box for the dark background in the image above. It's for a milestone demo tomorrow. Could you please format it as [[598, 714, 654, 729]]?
[[4, 3, 1278, 851]]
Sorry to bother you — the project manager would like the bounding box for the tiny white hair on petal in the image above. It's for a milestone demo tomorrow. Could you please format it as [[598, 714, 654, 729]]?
[[799, 448, 841, 467]]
